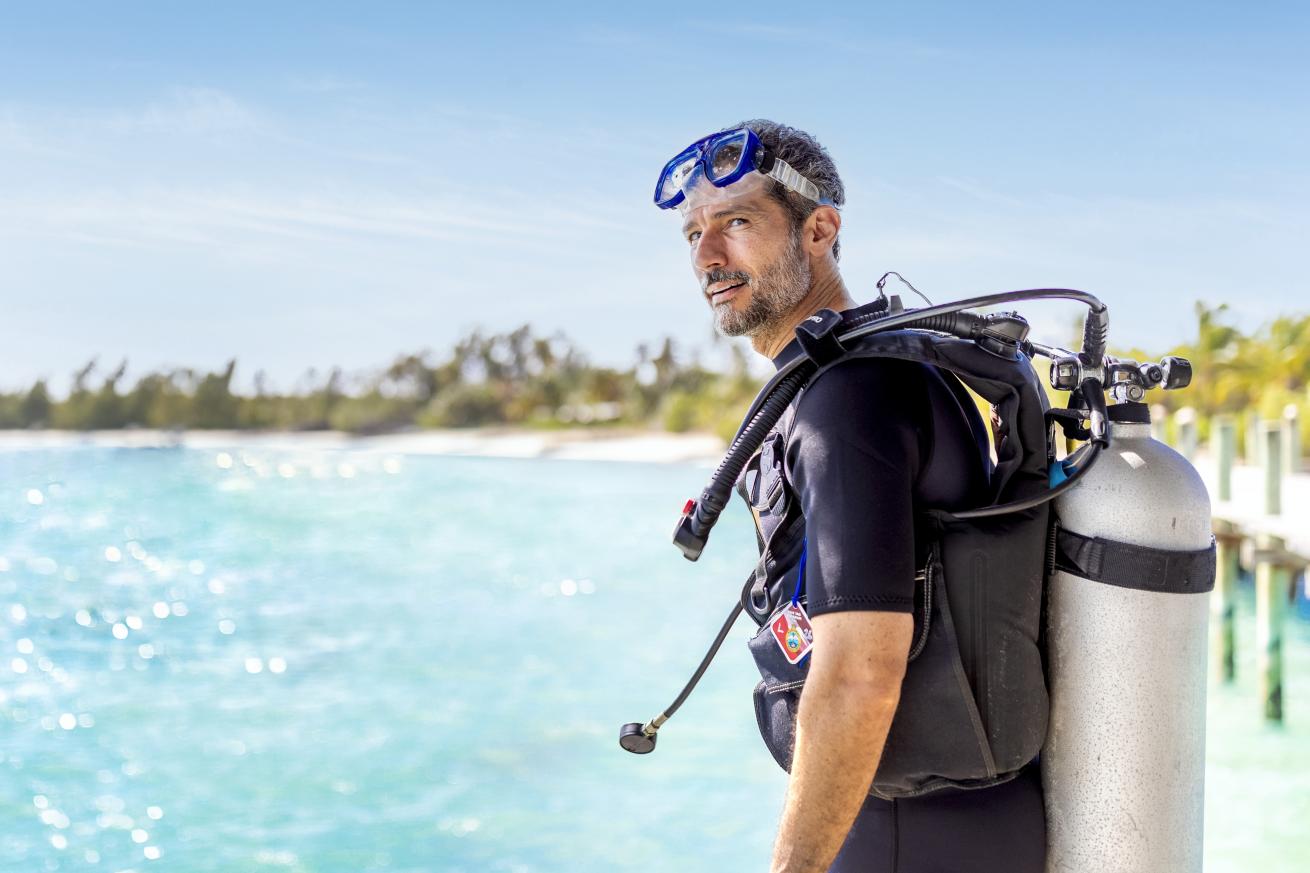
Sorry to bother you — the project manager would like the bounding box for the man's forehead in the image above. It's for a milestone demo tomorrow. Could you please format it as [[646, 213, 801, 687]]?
[[677, 173, 774, 231]]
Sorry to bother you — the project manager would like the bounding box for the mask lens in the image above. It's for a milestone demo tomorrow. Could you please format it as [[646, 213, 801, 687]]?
[[706, 132, 750, 182], [658, 154, 699, 204]]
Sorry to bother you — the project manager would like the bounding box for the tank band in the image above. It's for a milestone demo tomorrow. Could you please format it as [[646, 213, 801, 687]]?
[[1054, 528, 1216, 594], [1107, 401, 1150, 424]]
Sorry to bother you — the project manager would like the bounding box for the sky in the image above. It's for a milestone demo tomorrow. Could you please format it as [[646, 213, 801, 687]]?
[[2, 1, 1307, 394]]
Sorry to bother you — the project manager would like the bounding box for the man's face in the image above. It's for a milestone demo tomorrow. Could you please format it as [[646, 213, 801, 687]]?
[[678, 173, 811, 338]]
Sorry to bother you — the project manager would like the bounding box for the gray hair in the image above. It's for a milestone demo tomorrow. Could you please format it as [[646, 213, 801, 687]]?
[[730, 119, 846, 260]]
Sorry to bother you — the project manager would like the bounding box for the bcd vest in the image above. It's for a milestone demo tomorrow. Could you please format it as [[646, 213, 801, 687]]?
[[738, 328, 1052, 799]]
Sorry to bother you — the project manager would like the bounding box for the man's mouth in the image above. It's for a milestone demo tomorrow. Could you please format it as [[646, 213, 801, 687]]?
[[709, 282, 747, 304]]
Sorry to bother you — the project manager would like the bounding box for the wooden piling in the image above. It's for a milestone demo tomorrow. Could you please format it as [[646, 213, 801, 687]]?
[[1255, 533, 1292, 723], [1176, 407, 1198, 461], [1150, 403, 1168, 444], [1283, 404, 1301, 476], [1263, 423, 1283, 516], [1212, 519, 1242, 684], [1247, 413, 1263, 466], [1214, 416, 1236, 503]]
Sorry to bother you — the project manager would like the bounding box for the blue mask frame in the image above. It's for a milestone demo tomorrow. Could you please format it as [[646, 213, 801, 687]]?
[[653, 127, 828, 210]]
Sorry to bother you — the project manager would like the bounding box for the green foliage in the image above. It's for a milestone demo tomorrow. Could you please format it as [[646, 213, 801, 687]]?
[[22, 381, 52, 427], [660, 391, 698, 433], [1116, 304, 1310, 423], [192, 361, 238, 429], [419, 383, 506, 428], [0, 325, 752, 435]]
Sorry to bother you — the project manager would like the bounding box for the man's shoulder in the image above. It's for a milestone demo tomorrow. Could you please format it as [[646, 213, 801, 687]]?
[[793, 356, 930, 418], [811, 355, 929, 386], [785, 356, 932, 450]]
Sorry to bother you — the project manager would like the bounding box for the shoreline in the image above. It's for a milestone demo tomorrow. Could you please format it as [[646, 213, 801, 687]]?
[[0, 427, 727, 465]]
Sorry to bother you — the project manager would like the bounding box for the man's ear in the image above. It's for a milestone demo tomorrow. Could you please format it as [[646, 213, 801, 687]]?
[[804, 205, 841, 258]]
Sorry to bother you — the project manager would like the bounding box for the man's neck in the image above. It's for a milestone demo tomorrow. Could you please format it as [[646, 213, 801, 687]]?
[[751, 269, 856, 359]]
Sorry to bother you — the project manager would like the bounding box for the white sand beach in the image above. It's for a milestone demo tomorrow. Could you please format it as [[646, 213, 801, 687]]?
[[0, 427, 728, 466]]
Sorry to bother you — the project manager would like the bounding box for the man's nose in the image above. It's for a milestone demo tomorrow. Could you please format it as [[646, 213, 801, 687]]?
[[692, 228, 727, 274]]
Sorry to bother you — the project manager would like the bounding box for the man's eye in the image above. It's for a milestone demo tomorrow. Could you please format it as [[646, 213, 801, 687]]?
[[687, 231, 701, 244], [728, 217, 748, 226]]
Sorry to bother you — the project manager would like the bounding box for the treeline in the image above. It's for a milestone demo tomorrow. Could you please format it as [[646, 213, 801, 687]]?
[[0, 326, 760, 440], [1132, 303, 1310, 449], [2, 304, 1306, 444]]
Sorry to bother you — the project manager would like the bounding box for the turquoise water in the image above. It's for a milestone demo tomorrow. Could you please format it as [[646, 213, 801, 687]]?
[[1, 446, 1307, 872]]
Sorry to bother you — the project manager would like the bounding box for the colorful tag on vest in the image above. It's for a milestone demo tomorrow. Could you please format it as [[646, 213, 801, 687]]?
[[769, 601, 814, 665]]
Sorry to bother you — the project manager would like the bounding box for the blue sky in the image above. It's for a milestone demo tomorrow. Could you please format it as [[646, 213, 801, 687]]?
[[2, 2, 1307, 393]]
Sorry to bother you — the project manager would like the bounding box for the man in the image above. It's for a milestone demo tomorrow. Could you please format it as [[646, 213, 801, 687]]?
[[656, 120, 1045, 872]]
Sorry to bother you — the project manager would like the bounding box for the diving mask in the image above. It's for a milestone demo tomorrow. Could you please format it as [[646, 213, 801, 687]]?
[[653, 127, 830, 211]]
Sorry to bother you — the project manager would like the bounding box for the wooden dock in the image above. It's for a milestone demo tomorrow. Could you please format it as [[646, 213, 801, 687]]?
[[1173, 410, 1308, 723]]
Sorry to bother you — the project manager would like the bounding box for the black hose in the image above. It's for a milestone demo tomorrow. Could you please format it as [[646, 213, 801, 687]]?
[[736, 289, 1104, 430], [656, 598, 744, 722], [687, 365, 814, 541], [1081, 305, 1110, 364], [949, 443, 1103, 519]]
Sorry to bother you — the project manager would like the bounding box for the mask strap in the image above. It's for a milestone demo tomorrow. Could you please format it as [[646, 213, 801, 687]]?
[[764, 157, 826, 204]]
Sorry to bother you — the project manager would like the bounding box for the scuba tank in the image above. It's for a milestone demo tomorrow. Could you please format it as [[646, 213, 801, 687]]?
[[1044, 361, 1215, 873]]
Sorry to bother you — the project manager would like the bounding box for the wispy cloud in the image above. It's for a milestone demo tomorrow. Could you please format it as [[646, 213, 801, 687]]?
[[0, 109, 78, 159], [107, 87, 260, 135], [678, 21, 959, 59], [0, 185, 637, 261], [284, 75, 367, 94], [0, 87, 263, 163], [934, 176, 1028, 209]]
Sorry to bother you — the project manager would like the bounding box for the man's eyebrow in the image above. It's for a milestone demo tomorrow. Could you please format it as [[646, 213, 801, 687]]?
[[681, 205, 763, 236]]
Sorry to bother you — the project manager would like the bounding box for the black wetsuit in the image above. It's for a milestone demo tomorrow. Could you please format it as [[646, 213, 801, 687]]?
[[772, 303, 1046, 873]]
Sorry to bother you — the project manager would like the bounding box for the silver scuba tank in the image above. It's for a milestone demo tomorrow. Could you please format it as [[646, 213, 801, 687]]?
[[1043, 403, 1215, 873]]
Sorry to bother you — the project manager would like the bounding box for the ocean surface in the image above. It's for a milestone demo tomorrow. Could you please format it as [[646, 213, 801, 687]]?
[[1, 444, 1307, 872]]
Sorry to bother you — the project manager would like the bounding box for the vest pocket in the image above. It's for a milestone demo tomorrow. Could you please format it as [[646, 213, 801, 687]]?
[[872, 565, 998, 797], [744, 564, 998, 797], [931, 510, 1050, 779], [752, 678, 802, 772], [747, 618, 810, 772]]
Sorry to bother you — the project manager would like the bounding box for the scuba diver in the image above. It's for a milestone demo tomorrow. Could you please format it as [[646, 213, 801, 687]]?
[[625, 118, 1214, 873], [651, 120, 1045, 872]]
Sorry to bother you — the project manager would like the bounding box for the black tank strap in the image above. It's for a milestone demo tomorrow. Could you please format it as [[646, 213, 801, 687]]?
[[1054, 527, 1216, 594]]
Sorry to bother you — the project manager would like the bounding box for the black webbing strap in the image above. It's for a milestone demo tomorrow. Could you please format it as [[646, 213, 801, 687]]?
[[794, 309, 847, 367], [1054, 527, 1216, 594]]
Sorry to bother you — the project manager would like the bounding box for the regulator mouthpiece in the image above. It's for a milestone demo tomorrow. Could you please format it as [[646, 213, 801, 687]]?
[[1161, 356, 1192, 390]]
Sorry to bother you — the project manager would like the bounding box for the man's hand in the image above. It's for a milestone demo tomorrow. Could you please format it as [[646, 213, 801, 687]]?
[[769, 610, 912, 873]]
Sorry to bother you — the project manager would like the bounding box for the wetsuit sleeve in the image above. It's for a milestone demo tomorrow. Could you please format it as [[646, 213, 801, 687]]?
[[785, 359, 928, 617]]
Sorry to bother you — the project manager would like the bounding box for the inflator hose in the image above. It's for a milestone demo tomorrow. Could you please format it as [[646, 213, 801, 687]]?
[[686, 365, 815, 541]]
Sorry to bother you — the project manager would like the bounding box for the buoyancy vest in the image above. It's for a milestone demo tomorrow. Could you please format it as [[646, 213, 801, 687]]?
[[738, 328, 1052, 799]]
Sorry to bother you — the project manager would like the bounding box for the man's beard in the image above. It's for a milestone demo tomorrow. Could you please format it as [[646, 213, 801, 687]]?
[[705, 232, 812, 338]]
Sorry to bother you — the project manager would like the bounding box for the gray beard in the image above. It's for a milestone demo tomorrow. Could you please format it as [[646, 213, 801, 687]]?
[[713, 234, 812, 338]]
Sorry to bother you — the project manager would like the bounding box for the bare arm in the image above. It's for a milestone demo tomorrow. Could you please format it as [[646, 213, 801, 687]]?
[[769, 610, 912, 873]]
